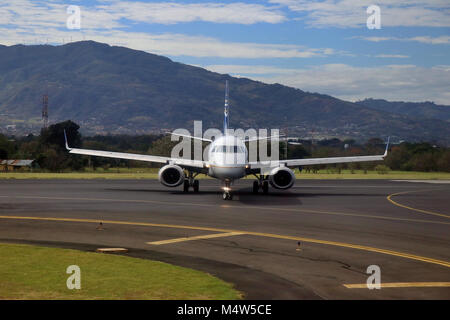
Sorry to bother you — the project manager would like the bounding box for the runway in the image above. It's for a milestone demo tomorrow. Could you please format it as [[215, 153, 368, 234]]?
[[0, 179, 449, 299]]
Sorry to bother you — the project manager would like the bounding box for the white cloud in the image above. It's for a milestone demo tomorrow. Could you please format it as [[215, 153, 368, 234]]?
[[204, 65, 296, 75], [269, 0, 450, 28], [355, 35, 450, 45], [0, 26, 336, 59], [0, 0, 332, 58], [0, 0, 286, 29], [98, 32, 333, 58], [0, 0, 123, 30], [97, 1, 286, 25], [205, 64, 450, 104], [375, 54, 409, 58]]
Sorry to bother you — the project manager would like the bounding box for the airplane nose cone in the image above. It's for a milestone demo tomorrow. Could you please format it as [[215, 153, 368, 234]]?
[[209, 166, 246, 180], [212, 152, 246, 166]]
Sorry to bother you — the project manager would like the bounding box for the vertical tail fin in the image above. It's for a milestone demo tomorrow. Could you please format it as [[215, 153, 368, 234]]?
[[224, 80, 229, 134]]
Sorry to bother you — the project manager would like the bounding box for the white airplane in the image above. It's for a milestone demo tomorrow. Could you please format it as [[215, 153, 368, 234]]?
[[65, 81, 389, 200]]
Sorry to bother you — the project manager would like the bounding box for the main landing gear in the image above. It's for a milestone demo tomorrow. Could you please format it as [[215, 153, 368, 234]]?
[[252, 175, 269, 194], [183, 171, 199, 193]]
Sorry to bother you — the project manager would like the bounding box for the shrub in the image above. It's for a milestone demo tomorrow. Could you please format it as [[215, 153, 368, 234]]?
[[375, 164, 390, 174]]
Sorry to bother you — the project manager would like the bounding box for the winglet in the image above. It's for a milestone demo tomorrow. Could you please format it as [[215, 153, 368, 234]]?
[[383, 136, 390, 157], [64, 130, 72, 151]]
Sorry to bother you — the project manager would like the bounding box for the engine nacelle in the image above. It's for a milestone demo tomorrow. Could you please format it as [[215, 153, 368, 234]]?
[[269, 167, 295, 190], [158, 165, 185, 187]]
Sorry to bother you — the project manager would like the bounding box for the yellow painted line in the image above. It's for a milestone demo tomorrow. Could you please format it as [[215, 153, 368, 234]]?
[[1, 215, 450, 269], [147, 232, 246, 245], [387, 189, 450, 219], [247, 231, 450, 269], [1, 195, 449, 226], [0, 215, 232, 232], [271, 207, 450, 226], [96, 248, 128, 253], [344, 282, 450, 289]]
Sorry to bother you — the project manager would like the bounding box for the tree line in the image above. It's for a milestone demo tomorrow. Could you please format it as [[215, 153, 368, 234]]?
[[0, 120, 449, 172]]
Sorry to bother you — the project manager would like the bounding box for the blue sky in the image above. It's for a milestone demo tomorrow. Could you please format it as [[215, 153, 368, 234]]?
[[1, 0, 449, 103]]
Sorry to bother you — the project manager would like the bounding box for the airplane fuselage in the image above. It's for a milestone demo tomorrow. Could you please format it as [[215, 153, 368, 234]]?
[[207, 135, 248, 181]]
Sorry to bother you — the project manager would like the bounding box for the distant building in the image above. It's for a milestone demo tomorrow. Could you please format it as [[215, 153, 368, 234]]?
[[0, 160, 36, 172]]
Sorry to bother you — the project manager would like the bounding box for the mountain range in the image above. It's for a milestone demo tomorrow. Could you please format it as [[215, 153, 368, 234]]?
[[356, 99, 450, 123], [0, 41, 448, 145]]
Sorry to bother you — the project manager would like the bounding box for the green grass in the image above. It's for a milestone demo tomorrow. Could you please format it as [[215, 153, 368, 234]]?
[[0, 243, 242, 300], [0, 167, 160, 179], [0, 172, 161, 179], [1, 168, 449, 180]]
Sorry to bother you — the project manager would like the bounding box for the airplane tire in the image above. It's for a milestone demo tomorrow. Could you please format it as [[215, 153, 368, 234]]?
[[193, 180, 199, 193], [183, 180, 189, 193], [223, 192, 232, 200], [262, 181, 269, 194], [252, 181, 259, 194]]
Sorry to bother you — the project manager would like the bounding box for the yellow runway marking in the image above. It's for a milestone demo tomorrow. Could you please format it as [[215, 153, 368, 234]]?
[[247, 231, 450, 268], [387, 189, 450, 219], [147, 232, 246, 245], [1, 195, 449, 226], [1, 215, 450, 269], [344, 282, 450, 289]]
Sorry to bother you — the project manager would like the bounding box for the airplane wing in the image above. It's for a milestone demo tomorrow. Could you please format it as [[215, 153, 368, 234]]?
[[166, 132, 213, 142], [249, 138, 390, 169], [64, 131, 206, 169]]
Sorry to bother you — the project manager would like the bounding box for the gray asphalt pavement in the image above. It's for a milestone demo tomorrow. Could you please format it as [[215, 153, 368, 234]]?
[[0, 179, 449, 299]]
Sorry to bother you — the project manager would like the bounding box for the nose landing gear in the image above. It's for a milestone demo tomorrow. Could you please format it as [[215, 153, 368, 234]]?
[[223, 192, 233, 200], [222, 181, 233, 200]]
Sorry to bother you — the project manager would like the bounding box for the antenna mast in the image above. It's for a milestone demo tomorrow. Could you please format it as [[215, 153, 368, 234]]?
[[42, 94, 49, 129]]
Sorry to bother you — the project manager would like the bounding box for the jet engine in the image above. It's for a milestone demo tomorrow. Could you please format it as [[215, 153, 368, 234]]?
[[269, 167, 295, 190], [158, 165, 185, 187]]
